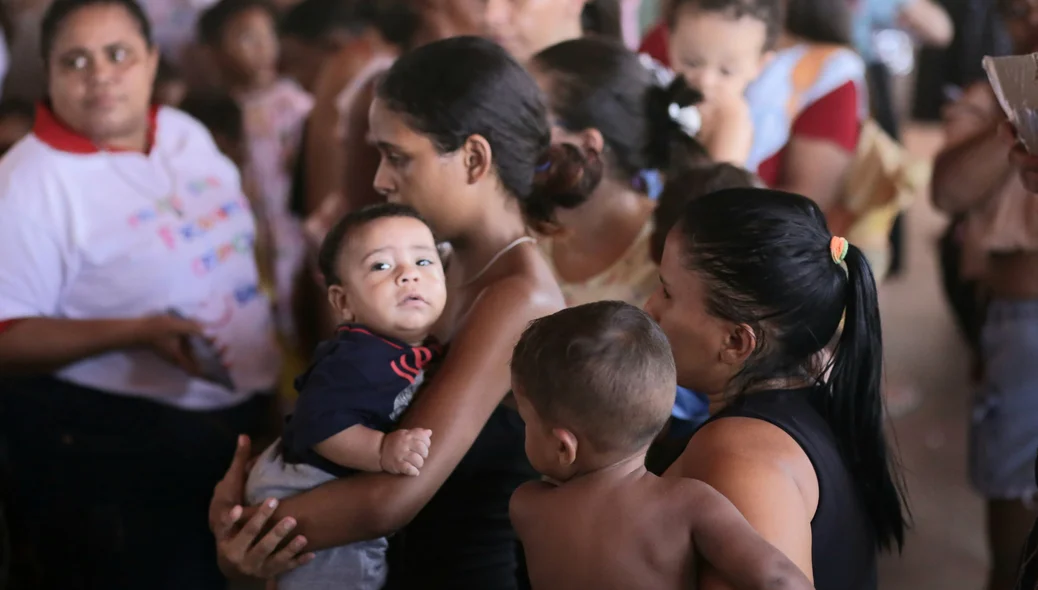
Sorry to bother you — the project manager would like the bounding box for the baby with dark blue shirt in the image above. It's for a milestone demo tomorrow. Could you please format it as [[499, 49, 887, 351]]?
[[246, 203, 447, 590]]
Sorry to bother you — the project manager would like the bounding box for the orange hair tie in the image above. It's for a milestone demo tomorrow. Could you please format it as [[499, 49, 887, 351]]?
[[830, 236, 849, 264]]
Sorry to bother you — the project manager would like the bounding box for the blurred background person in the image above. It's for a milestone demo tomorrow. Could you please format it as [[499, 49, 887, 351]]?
[[0, 0, 280, 587]]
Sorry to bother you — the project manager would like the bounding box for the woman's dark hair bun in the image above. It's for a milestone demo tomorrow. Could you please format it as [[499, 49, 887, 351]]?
[[645, 75, 710, 173], [524, 142, 604, 232]]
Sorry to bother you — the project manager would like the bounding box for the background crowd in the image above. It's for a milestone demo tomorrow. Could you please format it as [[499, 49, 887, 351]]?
[[0, 0, 1034, 589]]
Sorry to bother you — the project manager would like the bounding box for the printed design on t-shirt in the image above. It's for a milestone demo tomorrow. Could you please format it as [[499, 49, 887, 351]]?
[[157, 197, 249, 250], [126, 195, 186, 227], [390, 370, 425, 422], [122, 172, 255, 274], [186, 176, 222, 196], [192, 231, 256, 276], [390, 346, 437, 385], [336, 325, 440, 387], [196, 284, 264, 330]]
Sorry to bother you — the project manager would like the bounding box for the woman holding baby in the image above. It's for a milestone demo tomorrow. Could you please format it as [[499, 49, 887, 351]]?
[[214, 34, 906, 590]]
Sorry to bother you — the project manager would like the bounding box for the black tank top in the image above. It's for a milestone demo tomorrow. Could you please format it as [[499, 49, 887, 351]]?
[[701, 387, 878, 590]]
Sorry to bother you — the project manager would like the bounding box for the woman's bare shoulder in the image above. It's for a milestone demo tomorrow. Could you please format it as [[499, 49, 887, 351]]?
[[471, 249, 565, 327], [672, 417, 813, 485]]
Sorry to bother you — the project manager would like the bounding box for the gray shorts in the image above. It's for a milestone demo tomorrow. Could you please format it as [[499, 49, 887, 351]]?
[[970, 299, 1038, 501], [246, 441, 389, 590]]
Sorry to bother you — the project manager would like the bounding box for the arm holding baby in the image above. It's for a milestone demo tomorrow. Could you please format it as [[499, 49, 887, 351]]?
[[287, 356, 433, 477]]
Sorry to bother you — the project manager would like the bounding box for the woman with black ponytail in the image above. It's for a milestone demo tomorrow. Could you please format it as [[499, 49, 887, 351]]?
[[528, 37, 713, 429], [649, 187, 908, 590]]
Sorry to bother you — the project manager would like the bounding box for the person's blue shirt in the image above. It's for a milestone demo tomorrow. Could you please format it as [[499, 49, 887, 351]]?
[[852, 0, 911, 63]]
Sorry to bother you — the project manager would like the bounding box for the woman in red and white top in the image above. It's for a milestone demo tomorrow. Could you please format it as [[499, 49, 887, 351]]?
[[0, 0, 279, 587]]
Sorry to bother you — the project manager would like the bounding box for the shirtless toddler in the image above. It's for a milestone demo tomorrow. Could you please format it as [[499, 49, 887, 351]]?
[[509, 301, 813, 590]]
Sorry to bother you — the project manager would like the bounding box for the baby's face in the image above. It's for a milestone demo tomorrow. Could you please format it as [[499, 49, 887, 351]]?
[[332, 216, 447, 345], [668, 7, 769, 103]]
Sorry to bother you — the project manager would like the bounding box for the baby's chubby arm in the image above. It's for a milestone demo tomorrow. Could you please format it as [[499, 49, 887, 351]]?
[[701, 97, 753, 166], [684, 479, 814, 590], [315, 426, 432, 476]]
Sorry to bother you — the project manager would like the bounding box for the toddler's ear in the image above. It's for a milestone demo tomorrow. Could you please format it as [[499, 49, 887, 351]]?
[[326, 285, 354, 322], [552, 427, 579, 469]]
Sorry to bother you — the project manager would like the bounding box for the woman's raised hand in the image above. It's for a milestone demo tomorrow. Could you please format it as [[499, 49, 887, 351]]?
[[210, 436, 315, 579]]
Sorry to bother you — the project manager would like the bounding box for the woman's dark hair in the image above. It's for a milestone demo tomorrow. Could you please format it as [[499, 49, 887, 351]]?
[[377, 36, 600, 232], [532, 37, 710, 188], [279, 0, 372, 43], [367, 0, 421, 48], [581, 0, 622, 40], [0, 99, 35, 124], [198, 0, 278, 47], [784, 0, 851, 46], [318, 202, 431, 287], [155, 57, 181, 85], [677, 187, 908, 552], [179, 93, 243, 143], [40, 0, 152, 60], [650, 163, 758, 263]]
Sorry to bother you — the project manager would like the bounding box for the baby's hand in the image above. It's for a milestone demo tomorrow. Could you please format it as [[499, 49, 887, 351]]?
[[380, 428, 432, 476]]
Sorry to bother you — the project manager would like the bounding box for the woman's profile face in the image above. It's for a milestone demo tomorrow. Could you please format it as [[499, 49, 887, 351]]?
[[369, 97, 473, 238], [47, 3, 158, 143], [645, 228, 736, 396]]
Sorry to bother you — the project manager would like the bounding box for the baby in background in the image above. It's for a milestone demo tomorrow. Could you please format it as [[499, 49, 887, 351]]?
[[509, 301, 813, 590], [246, 203, 446, 590], [666, 0, 782, 165]]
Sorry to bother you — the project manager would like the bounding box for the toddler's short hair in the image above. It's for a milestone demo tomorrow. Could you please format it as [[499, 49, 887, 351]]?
[[669, 0, 784, 50], [651, 163, 759, 263], [511, 301, 677, 454], [318, 202, 433, 288]]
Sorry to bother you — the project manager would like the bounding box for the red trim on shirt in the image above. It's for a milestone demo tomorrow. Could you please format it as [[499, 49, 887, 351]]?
[[639, 22, 670, 66], [337, 324, 404, 350], [0, 319, 23, 334], [33, 102, 160, 155], [757, 81, 861, 188]]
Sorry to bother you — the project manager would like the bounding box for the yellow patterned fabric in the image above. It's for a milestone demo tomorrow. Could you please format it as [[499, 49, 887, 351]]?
[[842, 119, 929, 282], [540, 222, 659, 308]]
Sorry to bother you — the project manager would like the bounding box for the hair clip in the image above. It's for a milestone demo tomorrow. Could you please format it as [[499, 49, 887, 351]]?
[[638, 53, 676, 87], [830, 236, 849, 264], [535, 160, 552, 173], [668, 103, 702, 137]]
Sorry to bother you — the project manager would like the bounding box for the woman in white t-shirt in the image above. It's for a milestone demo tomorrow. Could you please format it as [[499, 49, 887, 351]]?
[[0, 0, 279, 587]]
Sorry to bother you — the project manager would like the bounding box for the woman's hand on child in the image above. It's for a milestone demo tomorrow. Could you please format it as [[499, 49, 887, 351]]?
[[380, 428, 433, 476], [210, 435, 314, 579]]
